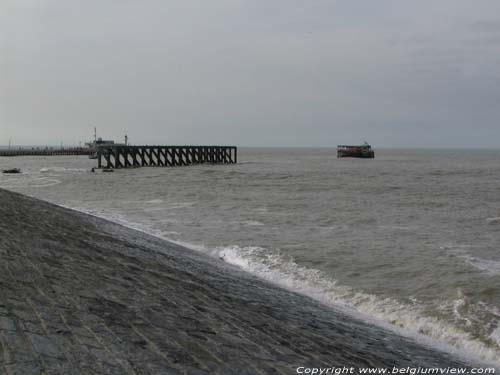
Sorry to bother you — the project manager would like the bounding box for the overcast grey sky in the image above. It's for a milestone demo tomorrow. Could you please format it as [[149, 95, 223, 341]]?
[[1, 1, 500, 147]]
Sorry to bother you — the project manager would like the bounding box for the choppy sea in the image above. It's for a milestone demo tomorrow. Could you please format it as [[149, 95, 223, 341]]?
[[1, 148, 499, 366]]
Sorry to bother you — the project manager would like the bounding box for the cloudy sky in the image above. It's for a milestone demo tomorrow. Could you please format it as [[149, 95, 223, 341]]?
[[1, 1, 500, 147]]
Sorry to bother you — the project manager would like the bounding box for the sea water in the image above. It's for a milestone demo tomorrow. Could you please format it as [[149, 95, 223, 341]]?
[[1, 148, 499, 365]]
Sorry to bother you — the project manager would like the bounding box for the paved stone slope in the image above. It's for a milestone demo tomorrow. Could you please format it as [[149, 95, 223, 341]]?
[[0, 189, 468, 374]]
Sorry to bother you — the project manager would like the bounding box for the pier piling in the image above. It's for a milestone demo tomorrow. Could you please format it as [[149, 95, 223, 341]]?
[[97, 145, 237, 169]]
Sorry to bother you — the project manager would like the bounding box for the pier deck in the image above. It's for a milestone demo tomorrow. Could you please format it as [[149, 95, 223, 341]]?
[[0, 148, 93, 157], [97, 145, 237, 169]]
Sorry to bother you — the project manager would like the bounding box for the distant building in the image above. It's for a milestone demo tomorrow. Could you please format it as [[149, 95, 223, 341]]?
[[86, 138, 122, 159]]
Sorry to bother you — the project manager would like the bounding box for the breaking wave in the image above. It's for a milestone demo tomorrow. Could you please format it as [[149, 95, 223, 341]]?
[[211, 245, 500, 367], [55, 205, 500, 368]]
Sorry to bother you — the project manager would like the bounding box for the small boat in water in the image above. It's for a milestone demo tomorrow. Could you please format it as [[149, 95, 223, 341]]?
[[337, 142, 375, 159], [2, 168, 21, 174]]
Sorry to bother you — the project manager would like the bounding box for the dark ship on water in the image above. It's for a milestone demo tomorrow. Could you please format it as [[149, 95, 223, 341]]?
[[337, 142, 375, 159]]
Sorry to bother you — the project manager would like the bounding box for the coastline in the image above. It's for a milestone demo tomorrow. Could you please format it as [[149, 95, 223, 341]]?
[[0, 189, 473, 373]]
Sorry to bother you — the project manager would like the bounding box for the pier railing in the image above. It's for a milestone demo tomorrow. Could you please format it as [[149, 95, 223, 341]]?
[[97, 145, 237, 169]]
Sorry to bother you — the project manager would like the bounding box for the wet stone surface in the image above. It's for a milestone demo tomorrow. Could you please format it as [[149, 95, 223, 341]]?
[[0, 189, 470, 374]]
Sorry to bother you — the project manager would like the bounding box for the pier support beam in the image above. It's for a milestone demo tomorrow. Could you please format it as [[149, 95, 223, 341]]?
[[97, 145, 237, 169]]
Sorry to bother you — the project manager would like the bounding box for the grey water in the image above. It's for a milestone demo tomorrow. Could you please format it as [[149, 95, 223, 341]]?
[[1, 148, 499, 365]]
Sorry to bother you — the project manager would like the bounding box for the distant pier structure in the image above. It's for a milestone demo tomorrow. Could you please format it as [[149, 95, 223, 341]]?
[[97, 145, 237, 169], [0, 128, 238, 169], [0, 147, 93, 157]]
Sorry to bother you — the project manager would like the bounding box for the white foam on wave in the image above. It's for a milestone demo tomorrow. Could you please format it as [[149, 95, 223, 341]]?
[[146, 199, 164, 204], [491, 328, 500, 346], [29, 180, 62, 188], [441, 245, 500, 276], [451, 290, 473, 328], [464, 257, 500, 275], [0, 177, 61, 188], [241, 220, 265, 226], [64, 206, 184, 244], [213, 245, 500, 367], [486, 217, 500, 225], [55, 205, 500, 367], [143, 204, 195, 214], [143, 202, 196, 212], [40, 167, 87, 173]]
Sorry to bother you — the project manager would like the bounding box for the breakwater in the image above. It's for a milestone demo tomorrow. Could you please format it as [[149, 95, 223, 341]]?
[[0, 189, 473, 374]]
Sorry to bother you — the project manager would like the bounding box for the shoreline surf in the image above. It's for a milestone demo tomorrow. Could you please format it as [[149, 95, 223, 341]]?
[[52, 199, 500, 368], [1, 148, 499, 369], [0, 188, 480, 373]]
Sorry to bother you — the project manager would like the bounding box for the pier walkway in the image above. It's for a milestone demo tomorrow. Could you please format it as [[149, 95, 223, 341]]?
[[0, 148, 93, 157]]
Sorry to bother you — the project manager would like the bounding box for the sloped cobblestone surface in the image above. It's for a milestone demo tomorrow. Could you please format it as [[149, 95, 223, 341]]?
[[0, 189, 468, 374]]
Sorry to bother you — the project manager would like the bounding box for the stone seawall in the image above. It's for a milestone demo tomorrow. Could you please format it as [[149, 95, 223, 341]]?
[[0, 189, 468, 374]]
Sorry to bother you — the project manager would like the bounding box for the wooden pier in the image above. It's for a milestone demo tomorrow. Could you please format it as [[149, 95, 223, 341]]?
[[97, 145, 237, 169], [0, 147, 93, 157]]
